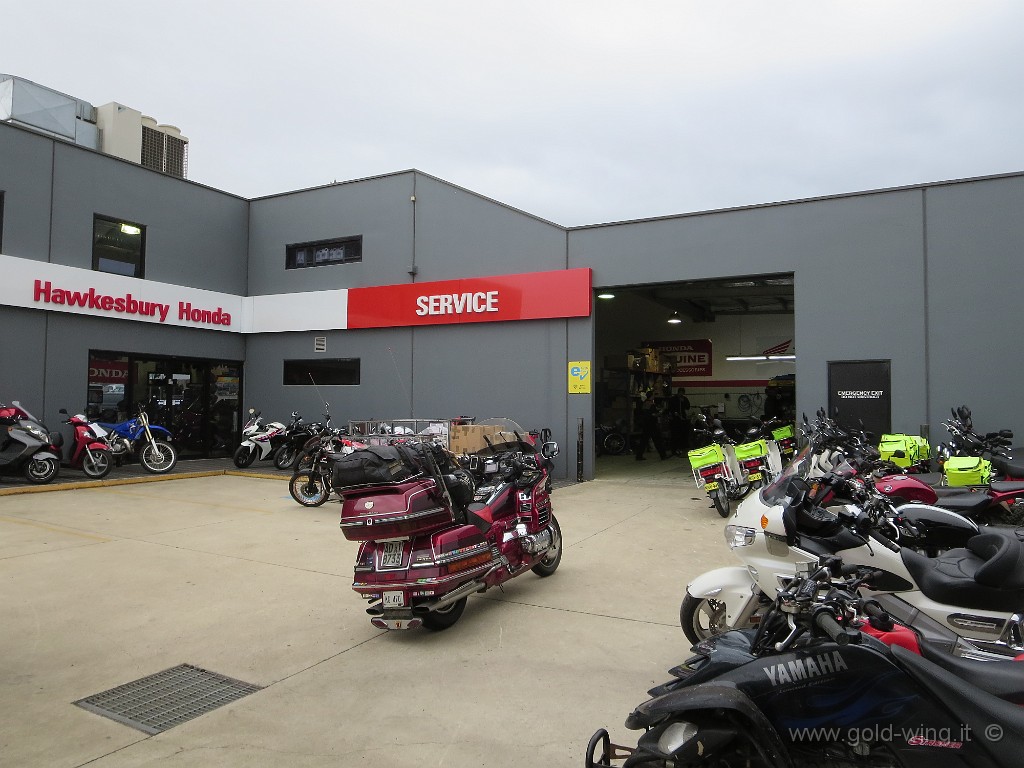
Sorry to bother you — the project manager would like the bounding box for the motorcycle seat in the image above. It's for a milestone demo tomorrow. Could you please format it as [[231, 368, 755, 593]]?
[[918, 641, 1024, 704], [891, 644, 1024, 762], [934, 493, 994, 516], [991, 480, 1024, 494], [909, 472, 944, 487], [992, 457, 1024, 479], [901, 533, 1024, 611]]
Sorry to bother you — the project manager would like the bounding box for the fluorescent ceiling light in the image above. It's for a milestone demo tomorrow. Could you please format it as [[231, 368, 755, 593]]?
[[667, 317, 682, 324], [767, 355, 796, 361], [120, 223, 141, 235], [597, 293, 615, 299]]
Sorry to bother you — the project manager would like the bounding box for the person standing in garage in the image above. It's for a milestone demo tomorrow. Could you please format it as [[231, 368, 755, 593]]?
[[635, 398, 668, 461]]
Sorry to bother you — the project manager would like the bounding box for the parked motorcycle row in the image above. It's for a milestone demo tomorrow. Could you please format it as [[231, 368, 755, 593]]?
[[286, 418, 563, 631], [0, 399, 183, 485], [587, 406, 1024, 767]]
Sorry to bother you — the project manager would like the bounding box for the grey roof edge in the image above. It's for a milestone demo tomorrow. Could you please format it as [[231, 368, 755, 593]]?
[[250, 169, 566, 230], [568, 170, 1024, 231]]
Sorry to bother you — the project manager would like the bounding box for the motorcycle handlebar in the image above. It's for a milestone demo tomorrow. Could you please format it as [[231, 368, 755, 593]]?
[[814, 609, 852, 645], [867, 527, 901, 553]]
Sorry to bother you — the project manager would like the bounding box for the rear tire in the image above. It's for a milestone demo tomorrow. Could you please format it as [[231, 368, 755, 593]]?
[[289, 472, 329, 506], [422, 597, 467, 630], [83, 450, 113, 479], [139, 440, 177, 473], [232, 444, 256, 469], [531, 515, 562, 576], [712, 487, 730, 517]]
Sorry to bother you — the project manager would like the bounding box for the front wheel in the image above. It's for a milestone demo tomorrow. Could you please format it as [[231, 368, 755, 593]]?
[[274, 444, 299, 470], [24, 457, 59, 484], [82, 450, 113, 479], [711, 486, 730, 518], [232, 444, 256, 468], [422, 597, 468, 630], [289, 472, 330, 506], [603, 432, 627, 456], [680, 593, 728, 646], [139, 440, 177, 473], [531, 515, 562, 576]]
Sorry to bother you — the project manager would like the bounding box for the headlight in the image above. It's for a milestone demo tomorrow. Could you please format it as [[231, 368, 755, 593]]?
[[724, 524, 757, 548], [23, 424, 47, 442], [657, 721, 699, 755]]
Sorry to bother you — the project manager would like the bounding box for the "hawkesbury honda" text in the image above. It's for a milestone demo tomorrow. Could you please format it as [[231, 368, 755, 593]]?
[[32, 280, 231, 326]]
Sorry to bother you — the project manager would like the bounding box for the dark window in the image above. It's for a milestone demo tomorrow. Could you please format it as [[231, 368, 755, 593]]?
[[286, 236, 362, 269], [93, 215, 146, 278], [283, 358, 360, 386]]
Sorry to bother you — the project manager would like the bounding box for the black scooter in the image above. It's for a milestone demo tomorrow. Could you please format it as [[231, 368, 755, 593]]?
[[588, 559, 1024, 768], [0, 401, 62, 484]]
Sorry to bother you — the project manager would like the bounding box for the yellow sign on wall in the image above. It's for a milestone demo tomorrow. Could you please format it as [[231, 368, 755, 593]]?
[[568, 361, 591, 394]]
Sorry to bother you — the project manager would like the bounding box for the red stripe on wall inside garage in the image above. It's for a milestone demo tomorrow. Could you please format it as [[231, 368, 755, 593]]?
[[673, 380, 773, 388]]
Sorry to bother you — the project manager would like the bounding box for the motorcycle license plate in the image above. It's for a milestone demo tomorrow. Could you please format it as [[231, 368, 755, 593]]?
[[382, 591, 405, 607], [704, 481, 719, 491], [379, 541, 405, 568], [747, 472, 762, 481]]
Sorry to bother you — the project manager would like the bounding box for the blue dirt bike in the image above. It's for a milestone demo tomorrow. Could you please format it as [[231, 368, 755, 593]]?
[[98, 408, 178, 474]]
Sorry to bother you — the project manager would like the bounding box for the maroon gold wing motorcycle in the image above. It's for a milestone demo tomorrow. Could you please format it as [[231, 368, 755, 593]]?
[[329, 422, 561, 630]]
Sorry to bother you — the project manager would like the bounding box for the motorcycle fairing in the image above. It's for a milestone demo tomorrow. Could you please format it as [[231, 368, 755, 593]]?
[[893, 644, 1024, 766], [643, 639, 987, 767]]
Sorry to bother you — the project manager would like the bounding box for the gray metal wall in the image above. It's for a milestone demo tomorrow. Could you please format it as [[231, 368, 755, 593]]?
[[243, 172, 575, 475], [0, 122, 249, 429], [5, 118, 1024, 477], [923, 175, 1024, 438], [570, 179, 1024, 450]]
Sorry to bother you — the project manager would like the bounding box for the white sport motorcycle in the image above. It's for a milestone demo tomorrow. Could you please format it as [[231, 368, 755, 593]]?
[[682, 444, 1024, 660]]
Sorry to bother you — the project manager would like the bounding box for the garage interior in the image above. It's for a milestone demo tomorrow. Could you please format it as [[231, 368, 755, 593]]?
[[593, 272, 796, 471]]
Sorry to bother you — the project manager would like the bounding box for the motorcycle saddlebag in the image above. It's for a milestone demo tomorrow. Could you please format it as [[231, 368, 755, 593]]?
[[944, 456, 991, 486], [331, 446, 417, 488], [339, 478, 454, 541], [687, 443, 725, 471]]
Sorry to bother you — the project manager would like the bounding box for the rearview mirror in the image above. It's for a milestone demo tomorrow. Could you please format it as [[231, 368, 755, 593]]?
[[541, 441, 560, 459]]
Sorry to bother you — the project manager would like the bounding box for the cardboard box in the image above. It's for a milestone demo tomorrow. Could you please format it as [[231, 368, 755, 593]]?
[[449, 425, 522, 454]]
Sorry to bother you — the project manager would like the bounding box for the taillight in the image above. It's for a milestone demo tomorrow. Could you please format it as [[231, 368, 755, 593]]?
[[742, 458, 762, 470], [698, 465, 721, 479]]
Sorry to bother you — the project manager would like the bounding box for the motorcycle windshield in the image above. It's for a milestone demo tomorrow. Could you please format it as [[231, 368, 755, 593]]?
[[761, 444, 814, 506], [473, 418, 538, 452], [11, 400, 40, 423]]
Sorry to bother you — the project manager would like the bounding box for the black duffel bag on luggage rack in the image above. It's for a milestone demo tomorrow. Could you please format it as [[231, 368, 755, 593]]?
[[330, 444, 423, 488]]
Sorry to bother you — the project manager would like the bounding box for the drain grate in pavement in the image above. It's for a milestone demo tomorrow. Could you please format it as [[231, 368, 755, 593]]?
[[73, 664, 262, 734]]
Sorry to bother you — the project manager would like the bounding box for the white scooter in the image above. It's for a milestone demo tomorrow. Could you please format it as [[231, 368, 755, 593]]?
[[232, 409, 288, 468], [682, 444, 1024, 660]]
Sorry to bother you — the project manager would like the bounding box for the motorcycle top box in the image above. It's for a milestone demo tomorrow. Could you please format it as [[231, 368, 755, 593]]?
[[339, 477, 455, 541], [687, 442, 725, 471]]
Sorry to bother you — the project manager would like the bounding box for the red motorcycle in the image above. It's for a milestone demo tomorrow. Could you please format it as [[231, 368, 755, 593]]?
[[58, 408, 113, 479], [314, 422, 561, 630]]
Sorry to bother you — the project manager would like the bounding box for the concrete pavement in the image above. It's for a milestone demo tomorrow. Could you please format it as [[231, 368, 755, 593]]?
[[0, 454, 733, 767]]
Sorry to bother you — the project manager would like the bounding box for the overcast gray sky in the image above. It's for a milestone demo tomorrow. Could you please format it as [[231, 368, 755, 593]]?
[[6, 1, 1022, 226]]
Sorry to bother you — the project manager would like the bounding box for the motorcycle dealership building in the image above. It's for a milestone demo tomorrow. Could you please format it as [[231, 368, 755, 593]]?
[[3, 77, 1023, 479]]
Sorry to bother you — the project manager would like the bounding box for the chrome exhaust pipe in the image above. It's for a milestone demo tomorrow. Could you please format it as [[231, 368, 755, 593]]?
[[413, 576, 490, 614]]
